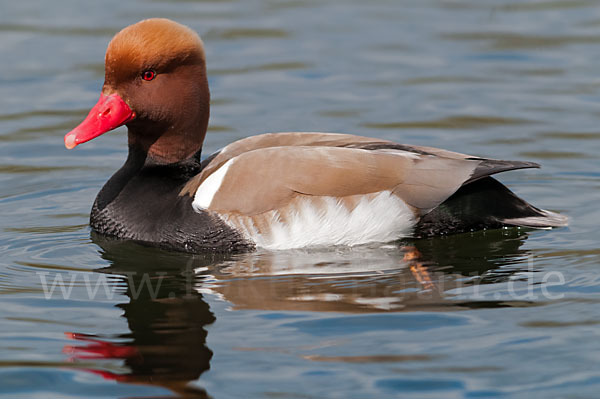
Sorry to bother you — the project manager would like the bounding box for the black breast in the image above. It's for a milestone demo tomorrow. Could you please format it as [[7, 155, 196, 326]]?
[[90, 150, 253, 253]]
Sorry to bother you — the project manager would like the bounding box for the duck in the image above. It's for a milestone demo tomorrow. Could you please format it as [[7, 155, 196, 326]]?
[[64, 18, 567, 252]]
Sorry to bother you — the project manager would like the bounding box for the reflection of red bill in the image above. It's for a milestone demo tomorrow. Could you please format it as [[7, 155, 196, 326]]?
[[64, 93, 135, 149], [63, 332, 139, 381]]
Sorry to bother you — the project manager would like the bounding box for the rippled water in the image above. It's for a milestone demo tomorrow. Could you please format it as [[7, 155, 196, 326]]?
[[1, 1, 600, 398]]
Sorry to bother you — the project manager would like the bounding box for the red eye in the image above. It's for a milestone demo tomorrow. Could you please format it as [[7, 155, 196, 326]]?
[[142, 70, 156, 81]]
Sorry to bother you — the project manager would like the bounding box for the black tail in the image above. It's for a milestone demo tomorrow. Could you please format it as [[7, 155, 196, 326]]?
[[414, 177, 567, 237]]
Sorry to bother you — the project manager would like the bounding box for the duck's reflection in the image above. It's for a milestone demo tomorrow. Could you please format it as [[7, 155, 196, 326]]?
[[66, 235, 229, 398], [207, 229, 533, 312], [65, 228, 532, 397]]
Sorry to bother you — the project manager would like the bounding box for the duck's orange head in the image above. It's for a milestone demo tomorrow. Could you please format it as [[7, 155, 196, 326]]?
[[65, 18, 210, 163]]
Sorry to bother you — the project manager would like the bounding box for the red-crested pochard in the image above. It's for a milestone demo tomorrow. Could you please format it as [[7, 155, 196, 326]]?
[[64, 18, 567, 252]]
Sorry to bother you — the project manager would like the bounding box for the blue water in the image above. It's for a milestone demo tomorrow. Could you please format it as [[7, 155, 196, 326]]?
[[1, 1, 600, 398]]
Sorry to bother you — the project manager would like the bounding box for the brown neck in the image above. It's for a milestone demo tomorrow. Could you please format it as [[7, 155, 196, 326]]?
[[127, 108, 208, 164]]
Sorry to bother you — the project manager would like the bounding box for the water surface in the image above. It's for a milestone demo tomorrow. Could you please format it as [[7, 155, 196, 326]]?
[[1, 1, 600, 398]]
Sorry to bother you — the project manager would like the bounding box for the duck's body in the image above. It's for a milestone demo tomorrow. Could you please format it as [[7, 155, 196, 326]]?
[[66, 19, 567, 252]]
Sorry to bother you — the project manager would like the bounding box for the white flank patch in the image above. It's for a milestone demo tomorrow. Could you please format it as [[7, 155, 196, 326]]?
[[221, 191, 416, 250], [192, 158, 234, 210]]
